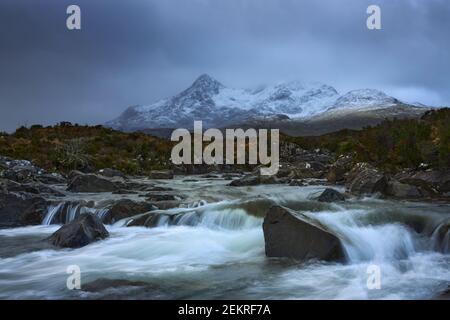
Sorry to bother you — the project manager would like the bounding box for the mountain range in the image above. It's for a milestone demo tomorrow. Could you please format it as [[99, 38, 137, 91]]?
[[106, 74, 431, 136]]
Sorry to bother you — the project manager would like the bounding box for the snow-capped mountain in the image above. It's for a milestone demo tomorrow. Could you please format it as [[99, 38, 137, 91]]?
[[106, 74, 427, 132], [331, 89, 400, 110]]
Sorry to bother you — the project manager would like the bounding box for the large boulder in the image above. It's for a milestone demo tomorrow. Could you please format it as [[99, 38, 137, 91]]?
[[386, 180, 422, 198], [67, 174, 118, 193], [346, 163, 388, 196], [327, 155, 354, 184], [47, 214, 109, 248], [229, 172, 278, 186], [394, 170, 450, 196], [315, 188, 346, 202], [103, 199, 156, 224], [0, 179, 64, 197], [263, 206, 345, 262], [149, 170, 174, 179], [0, 192, 49, 228]]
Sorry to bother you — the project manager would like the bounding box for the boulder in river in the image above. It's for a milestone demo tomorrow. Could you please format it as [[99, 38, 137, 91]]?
[[386, 180, 422, 198], [47, 214, 109, 248], [0, 191, 49, 228], [346, 163, 388, 196], [67, 174, 118, 193], [315, 188, 346, 202], [394, 169, 450, 196], [263, 206, 345, 262], [229, 173, 278, 186], [103, 199, 156, 224], [149, 170, 174, 179], [326, 155, 354, 184]]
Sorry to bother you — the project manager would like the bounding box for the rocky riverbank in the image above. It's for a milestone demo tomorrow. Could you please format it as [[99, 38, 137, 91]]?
[[0, 154, 449, 299], [1, 150, 449, 255]]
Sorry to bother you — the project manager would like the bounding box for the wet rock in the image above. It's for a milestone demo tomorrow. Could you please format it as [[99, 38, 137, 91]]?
[[67, 174, 118, 193], [44, 200, 96, 225], [263, 206, 345, 262], [386, 180, 422, 198], [315, 188, 346, 202], [346, 163, 388, 196], [327, 155, 354, 184], [47, 214, 109, 248], [149, 170, 174, 179], [2, 166, 38, 183], [229, 173, 278, 186], [35, 173, 67, 185], [1, 179, 65, 197], [103, 199, 156, 224], [394, 170, 450, 196], [0, 191, 49, 228], [98, 168, 127, 179]]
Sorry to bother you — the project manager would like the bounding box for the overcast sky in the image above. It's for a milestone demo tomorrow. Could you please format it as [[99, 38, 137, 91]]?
[[0, 0, 449, 132]]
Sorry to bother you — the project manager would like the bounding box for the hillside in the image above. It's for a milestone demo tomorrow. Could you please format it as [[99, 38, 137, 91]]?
[[0, 123, 173, 174], [0, 108, 448, 175], [285, 108, 450, 172]]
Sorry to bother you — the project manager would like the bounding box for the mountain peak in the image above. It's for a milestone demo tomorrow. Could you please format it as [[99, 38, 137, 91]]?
[[333, 89, 400, 110], [190, 74, 224, 93]]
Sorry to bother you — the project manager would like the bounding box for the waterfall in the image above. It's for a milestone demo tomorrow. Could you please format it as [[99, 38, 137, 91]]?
[[42, 202, 110, 225]]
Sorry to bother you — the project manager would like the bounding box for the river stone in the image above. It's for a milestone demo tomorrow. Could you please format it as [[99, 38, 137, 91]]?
[[395, 170, 450, 195], [103, 199, 156, 224], [67, 174, 118, 193], [0, 192, 49, 228], [263, 206, 345, 262], [386, 180, 422, 198], [346, 163, 388, 195], [327, 155, 353, 183], [315, 188, 346, 202], [229, 173, 278, 186], [48, 214, 109, 248], [149, 170, 174, 179]]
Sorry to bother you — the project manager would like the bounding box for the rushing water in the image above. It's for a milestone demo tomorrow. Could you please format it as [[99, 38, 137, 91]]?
[[0, 176, 449, 299]]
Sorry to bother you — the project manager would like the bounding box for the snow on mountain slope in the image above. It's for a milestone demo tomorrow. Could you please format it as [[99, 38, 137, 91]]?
[[106, 74, 426, 131], [331, 89, 400, 111]]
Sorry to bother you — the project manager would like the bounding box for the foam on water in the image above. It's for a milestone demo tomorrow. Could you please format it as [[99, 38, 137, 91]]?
[[0, 181, 449, 299]]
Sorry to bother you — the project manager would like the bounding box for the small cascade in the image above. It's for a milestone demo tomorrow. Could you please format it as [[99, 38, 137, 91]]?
[[312, 209, 421, 262], [137, 201, 263, 230], [42, 202, 110, 225], [431, 219, 450, 253]]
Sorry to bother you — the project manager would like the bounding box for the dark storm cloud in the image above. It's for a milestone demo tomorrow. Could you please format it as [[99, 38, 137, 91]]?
[[0, 0, 449, 132]]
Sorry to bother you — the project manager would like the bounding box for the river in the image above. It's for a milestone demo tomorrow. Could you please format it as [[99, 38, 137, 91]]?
[[0, 176, 449, 299]]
